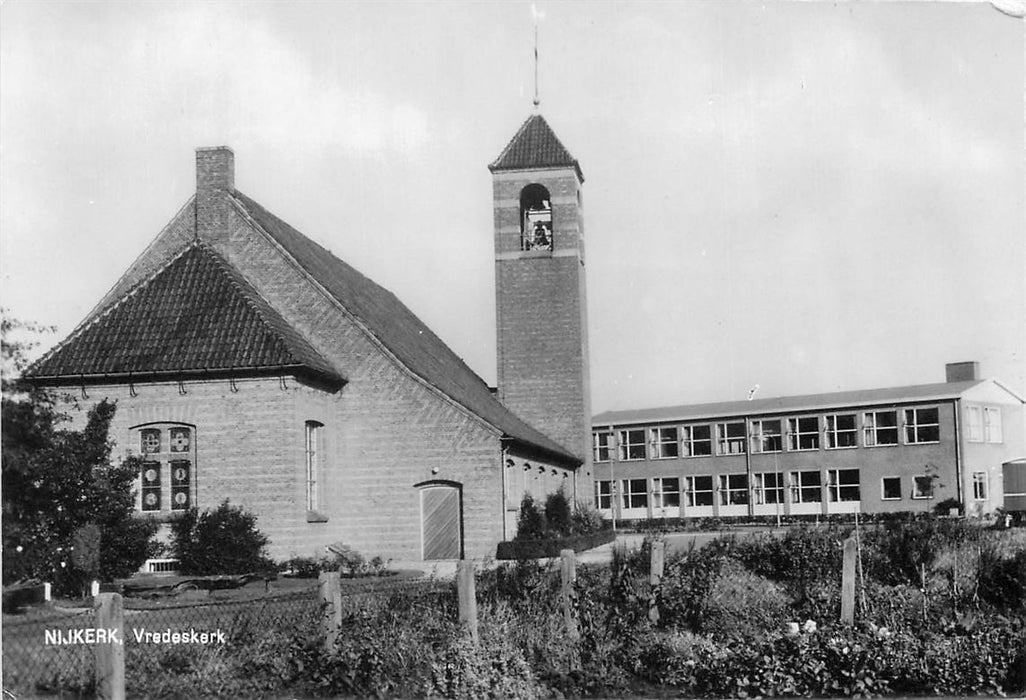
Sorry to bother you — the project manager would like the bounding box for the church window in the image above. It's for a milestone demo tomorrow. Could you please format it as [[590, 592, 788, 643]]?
[[131, 424, 195, 515], [520, 183, 553, 251], [306, 421, 323, 513]]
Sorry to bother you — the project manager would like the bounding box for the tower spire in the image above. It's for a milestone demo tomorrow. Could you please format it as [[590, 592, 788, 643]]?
[[531, 4, 544, 109]]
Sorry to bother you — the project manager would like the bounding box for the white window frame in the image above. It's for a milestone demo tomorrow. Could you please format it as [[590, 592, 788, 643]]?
[[685, 475, 715, 507], [681, 424, 713, 457], [972, 472, 988, 501], [716, 421, 746, 455], [753, 472, 785, 505], [904, 407, 940, 444], [881, 476, 902, 501], [593, 431, 614, 462], [983, 407, 1002, 444], [966, 406, 983, 442], [824, 413, 858, 449], [652, 477, 680, 510], [863, 410, 899, 447], [650, 426, 680, 459], [828, 468, 860, 502], [618, 429, 647, 461], [750, 419, 782, 453], [788, 416, 821, 451], [789, 469, 823, 503], [305, 421, 323, 512], [912, 475, 935, 500], [595, 480, 614, 510], [718, 473, 749, 506], [620, 478, 649, 510]]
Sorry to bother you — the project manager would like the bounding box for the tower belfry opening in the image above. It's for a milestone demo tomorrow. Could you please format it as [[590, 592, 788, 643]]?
[[520, 183, 552, 251]]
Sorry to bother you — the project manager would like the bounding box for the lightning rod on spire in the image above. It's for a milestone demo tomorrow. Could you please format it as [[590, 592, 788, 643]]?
[[531, 4, 544, 109]]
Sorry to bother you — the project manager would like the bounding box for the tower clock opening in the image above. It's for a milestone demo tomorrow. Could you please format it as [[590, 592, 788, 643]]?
[[520, 183, 553, 251]]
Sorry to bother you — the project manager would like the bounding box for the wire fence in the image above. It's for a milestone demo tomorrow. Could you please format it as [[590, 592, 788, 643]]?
[[2, 576, 454, 699]]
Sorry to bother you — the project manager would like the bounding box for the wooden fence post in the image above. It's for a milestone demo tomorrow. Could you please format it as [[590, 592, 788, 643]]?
[[319, 571, 341, 651], [560, 549, 578, 640], [649, 540, 665, 624], [93, 592, 125, 700], [840, 536, 856, 625], [457, 560, 478, 644]]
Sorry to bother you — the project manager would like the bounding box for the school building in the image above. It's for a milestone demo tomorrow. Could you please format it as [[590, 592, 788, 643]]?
[[592, 362, 1024, 522]]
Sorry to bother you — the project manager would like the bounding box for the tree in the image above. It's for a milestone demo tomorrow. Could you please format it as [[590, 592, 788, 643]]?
[[2, 312, 158, 595]]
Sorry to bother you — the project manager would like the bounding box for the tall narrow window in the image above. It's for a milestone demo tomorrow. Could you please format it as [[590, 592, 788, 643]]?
[[966, 406, 983, 442], [306, 421, 323, 512], [972, 472, 988, 501], [141, 461, 161, 511], [983, 408, 1002, 443]]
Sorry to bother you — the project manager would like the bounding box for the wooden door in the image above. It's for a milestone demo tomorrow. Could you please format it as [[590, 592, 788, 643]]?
[[421, 484, 461, 560]]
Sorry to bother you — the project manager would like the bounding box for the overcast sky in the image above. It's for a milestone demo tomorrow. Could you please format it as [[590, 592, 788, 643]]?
[[1, 1, 1022, 414]]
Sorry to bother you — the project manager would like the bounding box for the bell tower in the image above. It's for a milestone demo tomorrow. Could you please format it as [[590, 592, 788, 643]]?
[[489, 114, 592, 479]]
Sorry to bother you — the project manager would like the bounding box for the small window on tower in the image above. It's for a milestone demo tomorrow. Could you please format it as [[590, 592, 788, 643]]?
[[520, 183, 552, 251]]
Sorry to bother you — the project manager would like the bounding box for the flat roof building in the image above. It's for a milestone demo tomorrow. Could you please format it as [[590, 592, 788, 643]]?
[[592, 362, 1024, 522]]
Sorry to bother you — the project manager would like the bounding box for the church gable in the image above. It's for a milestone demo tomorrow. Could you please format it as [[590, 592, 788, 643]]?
[[28, 243, 342, 387]]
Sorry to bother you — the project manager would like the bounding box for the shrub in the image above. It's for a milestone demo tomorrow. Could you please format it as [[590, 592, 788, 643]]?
[[171, 500, 271, 575], [571, 501, 606, 535], [495, 529, 615, 560], [515, 494, 547, 541], [543, 491, 572, 537]]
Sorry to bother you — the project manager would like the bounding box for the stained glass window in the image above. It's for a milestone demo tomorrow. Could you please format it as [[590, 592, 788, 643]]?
[[141, 429, 161, 454], [169, 428, 191, 453], [170, 460, 190, 510], [141, 461, 161, 511]]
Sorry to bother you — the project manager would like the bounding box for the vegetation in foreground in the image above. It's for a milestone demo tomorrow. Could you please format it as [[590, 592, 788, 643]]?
[[23, 519, 1023, 699]]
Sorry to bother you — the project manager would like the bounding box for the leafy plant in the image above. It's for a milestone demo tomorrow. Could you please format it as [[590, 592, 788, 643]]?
[[171, 500, 271, 575]]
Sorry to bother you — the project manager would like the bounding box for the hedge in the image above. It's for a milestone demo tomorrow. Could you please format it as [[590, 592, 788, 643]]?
[[496, 529, 616, 560]]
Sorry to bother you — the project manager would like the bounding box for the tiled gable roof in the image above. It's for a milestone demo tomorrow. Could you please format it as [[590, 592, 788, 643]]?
[[27, 243, 342, 387], [489, 114, 583, 181], [234, 192, 580, 464]]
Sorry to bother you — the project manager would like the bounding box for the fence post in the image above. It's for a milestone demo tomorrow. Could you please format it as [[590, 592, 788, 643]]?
[[319, 571, 341, 652], [840, 536, 856, 625], [94, 592, 125, 700], [560, 549, 578, 640], [649, 540, 665, 624], [457, 559, 478, 644]]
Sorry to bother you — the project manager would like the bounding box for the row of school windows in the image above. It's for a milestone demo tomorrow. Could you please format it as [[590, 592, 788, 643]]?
[[133, 421, 325, 515], [593, 406, 957, 463], [594, 470, 989, 511]]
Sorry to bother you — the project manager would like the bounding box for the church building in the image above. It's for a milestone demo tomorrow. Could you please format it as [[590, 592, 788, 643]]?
[[26, 114, 593, 563]]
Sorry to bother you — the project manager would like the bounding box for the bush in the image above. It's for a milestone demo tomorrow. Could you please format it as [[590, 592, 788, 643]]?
[[515, 494, 547, 541], [544, 491, 572, 537], [171, 500, 271, 575], [571, 502, 606, 535], [495, 529, 615, 560]]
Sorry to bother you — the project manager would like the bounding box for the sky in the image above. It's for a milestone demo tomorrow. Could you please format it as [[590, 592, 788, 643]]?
[[1, 1, 1023, 414]]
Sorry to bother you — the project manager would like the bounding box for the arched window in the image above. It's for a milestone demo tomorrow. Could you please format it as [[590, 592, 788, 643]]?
[[131, 423, 195, 513], [520, 183, 552, 251]]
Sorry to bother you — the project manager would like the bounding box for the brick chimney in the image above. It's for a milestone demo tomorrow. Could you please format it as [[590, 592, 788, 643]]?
[[946, 361, 979, 383], [195, 146, 235, 245]]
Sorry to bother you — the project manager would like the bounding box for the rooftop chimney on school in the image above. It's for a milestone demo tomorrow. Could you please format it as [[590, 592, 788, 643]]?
[[195, 146, 235, 245], [946, 361, 980, 383]]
